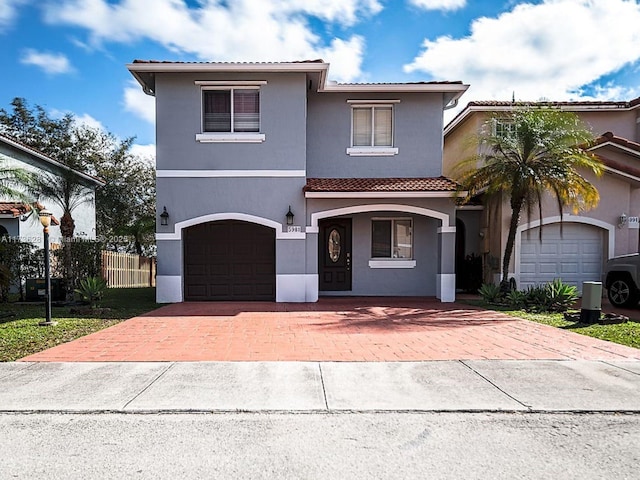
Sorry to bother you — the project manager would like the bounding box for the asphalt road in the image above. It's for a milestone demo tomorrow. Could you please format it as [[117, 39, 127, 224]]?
[[1, 412, 638, 480]]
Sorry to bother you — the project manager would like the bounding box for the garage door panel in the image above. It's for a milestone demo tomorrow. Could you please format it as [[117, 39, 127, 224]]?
[[560, 263, 578, 274], [184, 220, 276, 301], [540, 244, 559, 255], [539, 263, 558, 274], [520, 223, 603, 292]]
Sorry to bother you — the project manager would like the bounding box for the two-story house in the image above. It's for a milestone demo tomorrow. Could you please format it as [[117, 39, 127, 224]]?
[[444, 98, 640, 291], [128, 60, 468, 303]]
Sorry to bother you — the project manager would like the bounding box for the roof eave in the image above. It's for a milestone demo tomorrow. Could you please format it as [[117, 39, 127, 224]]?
[[0, 135, 105, 187]]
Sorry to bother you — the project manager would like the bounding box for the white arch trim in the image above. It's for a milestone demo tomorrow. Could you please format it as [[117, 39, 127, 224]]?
[[308, 204, 450, 233], [156, 212, 303, 241], [513, 214, 615, 279]]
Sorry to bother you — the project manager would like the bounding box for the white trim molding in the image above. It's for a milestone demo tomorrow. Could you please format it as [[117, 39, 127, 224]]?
[[436, 274, 456, 302], [195, 133, 265, 143], [368, 259, 416, 269], [346, 147, 399, 156], [513, 215, 616, 284], [305, 191, 454, 199], [276, 274, 318, 302], [156, 212, 300, 241], [156, 275, 183, 303], [437, 226, 456, 234], [309, 204, 450, 229], [195, 80, 268, 86], [157, 170, 306, 178]]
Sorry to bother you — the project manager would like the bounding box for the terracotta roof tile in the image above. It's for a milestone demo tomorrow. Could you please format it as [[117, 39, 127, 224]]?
[[304, 177, 459, 192], [0, 202, 30, 216], [591, 131, 640, 154]]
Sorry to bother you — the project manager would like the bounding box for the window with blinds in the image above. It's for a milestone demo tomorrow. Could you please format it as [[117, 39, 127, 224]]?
[[203, 88, 260, 133], [352, 106, 393, 147]]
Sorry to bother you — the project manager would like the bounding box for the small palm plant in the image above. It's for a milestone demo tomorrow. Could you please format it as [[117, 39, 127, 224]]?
[[74, 276, 108, 308]]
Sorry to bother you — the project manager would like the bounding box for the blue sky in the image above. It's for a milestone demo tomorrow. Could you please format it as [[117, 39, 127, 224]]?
[[1, 0, 639, 159]]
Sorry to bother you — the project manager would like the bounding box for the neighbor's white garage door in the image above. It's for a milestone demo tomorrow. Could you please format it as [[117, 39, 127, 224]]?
[[519, 223, 604, 292]]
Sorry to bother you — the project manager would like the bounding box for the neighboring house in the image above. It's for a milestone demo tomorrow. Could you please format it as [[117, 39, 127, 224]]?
[[0, 134, 103, 245], [443, 98, 640, 291], [128, 60, 468, 303]]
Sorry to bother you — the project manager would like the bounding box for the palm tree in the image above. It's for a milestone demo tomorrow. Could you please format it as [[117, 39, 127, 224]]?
[[454, 107, 604, 289]]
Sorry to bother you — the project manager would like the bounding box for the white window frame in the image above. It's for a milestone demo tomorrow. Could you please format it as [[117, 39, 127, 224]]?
[[347, 100, 399, 156], [195, 81, 266, 143], [493, 119, 517, 139], [369, 217, 416, 269]]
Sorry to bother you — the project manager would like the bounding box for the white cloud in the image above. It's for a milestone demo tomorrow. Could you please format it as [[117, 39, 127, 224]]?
[[74, 113, 105, 131], [20, 48, 73, 74], [0, 0, 26, 31], [124, 79, 155, 124], [409, 0, 466, 11], [44, 0, 382, 82], [129, 143, 156, 164], [405, 0, 640, 106]]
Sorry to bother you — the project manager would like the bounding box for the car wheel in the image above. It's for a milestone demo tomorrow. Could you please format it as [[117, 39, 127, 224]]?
[[607, 277, 639, 307]]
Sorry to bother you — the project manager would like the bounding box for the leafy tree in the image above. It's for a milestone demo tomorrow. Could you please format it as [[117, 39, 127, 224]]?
[[0, 97, 156, 254], [454, 107, 603, 289], [0, 97, 156, 294]]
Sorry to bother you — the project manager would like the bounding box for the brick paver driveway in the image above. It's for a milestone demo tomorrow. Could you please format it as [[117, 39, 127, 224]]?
[[21, 298, 640, 362]]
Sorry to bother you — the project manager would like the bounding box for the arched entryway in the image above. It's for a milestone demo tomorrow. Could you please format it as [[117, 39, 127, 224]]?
[[183, 220, 276, 301]]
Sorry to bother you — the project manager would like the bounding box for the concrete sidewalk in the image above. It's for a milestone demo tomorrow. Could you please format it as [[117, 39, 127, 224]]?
[[1, 360, 639, 413]]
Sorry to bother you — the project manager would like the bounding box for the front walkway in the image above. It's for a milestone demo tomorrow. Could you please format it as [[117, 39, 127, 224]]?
[[21, 298, 640, 362]]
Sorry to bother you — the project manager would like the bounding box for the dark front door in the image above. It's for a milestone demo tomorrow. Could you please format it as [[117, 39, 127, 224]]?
[[319, 219, 352, 291], [184, 220, 275, 301]]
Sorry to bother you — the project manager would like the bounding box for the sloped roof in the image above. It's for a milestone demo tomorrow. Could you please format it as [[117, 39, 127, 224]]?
[[304, 177, 459, 192], [0, 202, 60, 225], [589, 131, 640, 155], [0, 202, 29, 216], [445, 97, 640, 136], [0, 133, 105, 187], [127, 59, 468, 98]]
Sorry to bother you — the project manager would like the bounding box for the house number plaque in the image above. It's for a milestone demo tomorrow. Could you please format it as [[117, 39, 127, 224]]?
[[287, 225, 302, 233], [628, 217, 639, 229]]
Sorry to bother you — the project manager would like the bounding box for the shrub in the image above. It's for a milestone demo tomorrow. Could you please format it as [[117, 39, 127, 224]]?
[[505, 289, 527, 309], [545, 278, 579, 312], [74, 276, 108, 308], [478, 283, 502, 304]]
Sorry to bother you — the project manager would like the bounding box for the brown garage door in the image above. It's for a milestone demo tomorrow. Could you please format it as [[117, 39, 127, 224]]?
[[184, 220, 275, 301]]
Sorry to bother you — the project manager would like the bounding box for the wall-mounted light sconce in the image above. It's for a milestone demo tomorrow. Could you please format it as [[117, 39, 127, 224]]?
[[619, 212, 627, 229], [286, 206, 294, 226], [160, 206, 169, 226]]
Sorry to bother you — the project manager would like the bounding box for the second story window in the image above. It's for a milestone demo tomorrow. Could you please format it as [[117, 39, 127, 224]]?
[[353, 106, 392, 147], [346, 100, 399, 156], [203, 88, 260, 133], [195, 81, 266, 143]]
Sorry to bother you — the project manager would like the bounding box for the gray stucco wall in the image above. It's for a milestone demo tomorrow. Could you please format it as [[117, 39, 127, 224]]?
[[348, 213, 439, 296], [154, 72, 308, 171], [306, 92, 446, 178]]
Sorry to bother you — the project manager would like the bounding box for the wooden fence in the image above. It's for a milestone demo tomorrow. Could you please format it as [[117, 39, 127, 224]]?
[[101, 251, 156, 288]]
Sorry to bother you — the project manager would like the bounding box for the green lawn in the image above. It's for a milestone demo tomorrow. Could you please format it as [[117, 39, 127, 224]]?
[[0, 288, 160, 362], [468, 301, 640, 350]]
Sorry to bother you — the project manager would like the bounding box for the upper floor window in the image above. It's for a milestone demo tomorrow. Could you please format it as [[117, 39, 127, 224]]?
[[195, 81, 266, 143], [346, 100, 399, 156], [353, 106, 392, 147], [494, 120, 517, 138], [203, 88, 260, 133]]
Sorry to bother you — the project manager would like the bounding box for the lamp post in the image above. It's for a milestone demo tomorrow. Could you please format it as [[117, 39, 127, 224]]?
[[38, 209, 56, 327]]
